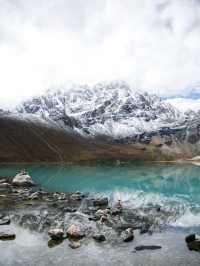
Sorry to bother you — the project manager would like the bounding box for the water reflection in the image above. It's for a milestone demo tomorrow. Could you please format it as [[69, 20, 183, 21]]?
[[0, 163, 199, 199]]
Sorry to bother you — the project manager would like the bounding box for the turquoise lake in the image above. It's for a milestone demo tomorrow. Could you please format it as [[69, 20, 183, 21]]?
[[1, 162, 200, 228], [1, 162, 200, 266]]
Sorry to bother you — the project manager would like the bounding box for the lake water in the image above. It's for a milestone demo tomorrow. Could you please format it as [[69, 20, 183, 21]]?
[[1, 162, 200, 228], [0, 162, 200, 265]]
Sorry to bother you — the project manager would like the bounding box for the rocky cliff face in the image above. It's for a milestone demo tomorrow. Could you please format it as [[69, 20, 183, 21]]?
[[0, 81, 200, 163]]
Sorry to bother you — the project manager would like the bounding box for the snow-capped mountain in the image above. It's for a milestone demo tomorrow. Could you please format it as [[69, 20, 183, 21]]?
[[0, 81, 200, 163], [16, 81, 188, 138]]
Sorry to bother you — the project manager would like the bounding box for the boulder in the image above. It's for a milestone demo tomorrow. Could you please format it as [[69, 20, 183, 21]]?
[[12, 172, 35, 187], [121, 228, 134, 242], [185, 234, 200, 252], [93, 234, 106, 242], [0, 230, 16, 240], [66, 225, 85, 239], [48, 228, 64, 240]]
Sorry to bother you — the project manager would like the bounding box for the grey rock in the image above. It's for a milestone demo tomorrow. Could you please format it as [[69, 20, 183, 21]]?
[[121, 228, 134, 242], [93, 234, 106, 242], [0, 216, 10, 225], [93, 197, 108, 207], [67, 225, 85, 239], [12, 172, 35, 187], [48, 228, 64, 240]]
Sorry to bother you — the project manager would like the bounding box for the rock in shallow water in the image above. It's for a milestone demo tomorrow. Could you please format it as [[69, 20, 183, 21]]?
[[0, 216, 10, 225], [93, 234, 106, 242], [69, 240, 81, 249], [48, 228, 64, 240], [121, 228, 134, 242], [135, 245, 162, 251], [12, 172, 35, 187], [185, 234, 200, 252], [67, 225, 85, 239], [0, 230, 16, 240], [185, 234, 196, 243], [48, 238, 63, 248]]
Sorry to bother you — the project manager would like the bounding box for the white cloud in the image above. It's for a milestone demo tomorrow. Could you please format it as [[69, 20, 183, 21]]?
[[0, 0, 200, 107], [165, 98, 200, 112]]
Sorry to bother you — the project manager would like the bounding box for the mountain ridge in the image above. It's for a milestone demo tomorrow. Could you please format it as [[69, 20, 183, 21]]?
[[0, 81, 199, 163], [16, 81, 192, 138]]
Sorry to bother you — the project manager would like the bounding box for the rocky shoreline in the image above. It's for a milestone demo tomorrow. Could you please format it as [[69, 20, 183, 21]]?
[[0, 172, 199, 252]]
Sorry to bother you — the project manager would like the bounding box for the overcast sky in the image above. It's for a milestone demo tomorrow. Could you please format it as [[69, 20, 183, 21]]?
[[0, 0, 200, 107]]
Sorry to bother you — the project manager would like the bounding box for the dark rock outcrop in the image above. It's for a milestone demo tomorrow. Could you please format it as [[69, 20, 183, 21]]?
[[185, 234, 200, 252], [0, 231, 15, 240]]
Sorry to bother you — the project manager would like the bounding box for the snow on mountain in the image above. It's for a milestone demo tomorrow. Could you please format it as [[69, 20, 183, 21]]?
[[17, 81, 188, 138]]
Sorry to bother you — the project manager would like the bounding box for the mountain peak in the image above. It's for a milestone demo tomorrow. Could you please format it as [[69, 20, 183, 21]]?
[[16, 82, 188, 138]]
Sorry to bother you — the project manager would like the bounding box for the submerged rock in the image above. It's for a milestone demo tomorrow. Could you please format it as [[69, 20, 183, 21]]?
[[12, 172, 35, 187], [48, 238, 63, 248], [135, 245, 162, 251], [69, 240, 81, 249], [187, 241, 200, 252], [48, 228, 64, 240], [93, 234, 106, 242], [185, 234, 196, 243], [0, 216, 10, 225], [121, 228, 134, 242], [67, 225, 85, 239], [0, 230, 16, 240], [19, 214, 40, 231]]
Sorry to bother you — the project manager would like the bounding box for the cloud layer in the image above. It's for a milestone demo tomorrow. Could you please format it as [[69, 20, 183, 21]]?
[[0, 0, 200, 107]]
